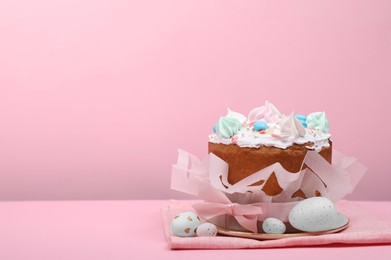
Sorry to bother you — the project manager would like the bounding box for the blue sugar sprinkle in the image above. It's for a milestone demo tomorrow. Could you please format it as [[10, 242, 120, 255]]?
[[253, 121, 269, 131]]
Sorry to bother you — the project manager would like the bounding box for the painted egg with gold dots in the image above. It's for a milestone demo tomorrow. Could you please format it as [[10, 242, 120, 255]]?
[[171, 212, 201, 237]]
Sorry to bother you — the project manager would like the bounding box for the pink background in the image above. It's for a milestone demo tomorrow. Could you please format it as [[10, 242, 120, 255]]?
[[0, 0, 390, 200]]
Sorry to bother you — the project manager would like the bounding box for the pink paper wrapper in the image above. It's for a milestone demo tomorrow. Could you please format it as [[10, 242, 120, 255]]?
[[171, 149, 366, 233]]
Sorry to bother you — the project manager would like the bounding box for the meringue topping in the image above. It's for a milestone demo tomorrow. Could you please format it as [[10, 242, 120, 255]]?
[[209, 102, 331, 151]]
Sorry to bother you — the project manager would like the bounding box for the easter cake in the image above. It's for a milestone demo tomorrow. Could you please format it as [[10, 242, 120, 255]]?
[[208, 101, 332, 199], [171, 100, 365, 235]]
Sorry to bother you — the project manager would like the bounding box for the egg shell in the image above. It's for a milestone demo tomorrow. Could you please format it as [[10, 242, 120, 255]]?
[[171, 212, 201, 237], [262, 218, 286, 234], [253, 121, 269, 131], [196, 223, 217, 237], [288, 197, 346, 232]]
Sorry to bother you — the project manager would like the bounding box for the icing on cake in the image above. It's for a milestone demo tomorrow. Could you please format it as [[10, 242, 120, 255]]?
[[208, 101, 331, 151]]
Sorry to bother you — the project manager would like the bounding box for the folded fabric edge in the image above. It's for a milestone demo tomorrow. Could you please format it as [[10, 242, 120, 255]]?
[[160, 206, 173, 249]]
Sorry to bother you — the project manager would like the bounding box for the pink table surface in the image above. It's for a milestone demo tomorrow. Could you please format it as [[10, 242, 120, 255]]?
[[0, 200, 390, 260]]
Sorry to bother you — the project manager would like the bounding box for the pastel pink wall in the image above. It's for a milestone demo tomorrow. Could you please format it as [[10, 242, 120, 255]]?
[[0, 0, 390, 200]]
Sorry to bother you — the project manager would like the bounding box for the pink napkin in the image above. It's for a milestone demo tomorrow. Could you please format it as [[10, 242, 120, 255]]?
[[161, 200, 391, 249]]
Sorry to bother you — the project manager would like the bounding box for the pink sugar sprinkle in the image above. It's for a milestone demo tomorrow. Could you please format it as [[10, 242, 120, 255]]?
[[259, 130, 266, 134], [271, 133, 281, 139], [231, 136, 238, 144]]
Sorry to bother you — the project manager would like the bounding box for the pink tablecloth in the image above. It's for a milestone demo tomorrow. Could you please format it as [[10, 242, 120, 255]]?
[[0, 200, 390, 259], [162, 200, 391, 249]]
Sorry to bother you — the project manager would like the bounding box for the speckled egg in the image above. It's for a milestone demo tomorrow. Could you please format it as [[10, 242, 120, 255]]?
[[196, 223, 217, 237], [262, 218, 286, 234], [171, 211, 201, 237], [288, 197, 348, 232]]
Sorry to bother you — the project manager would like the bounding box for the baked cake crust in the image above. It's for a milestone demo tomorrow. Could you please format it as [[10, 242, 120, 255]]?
[[208, 141, 332, 196]]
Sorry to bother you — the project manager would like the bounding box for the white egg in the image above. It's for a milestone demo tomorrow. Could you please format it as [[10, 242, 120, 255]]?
[[288, 197, 348, 232], [196, 223, 217, 237], [171, 211, 201, 237], [262, 218, 286, 234]]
